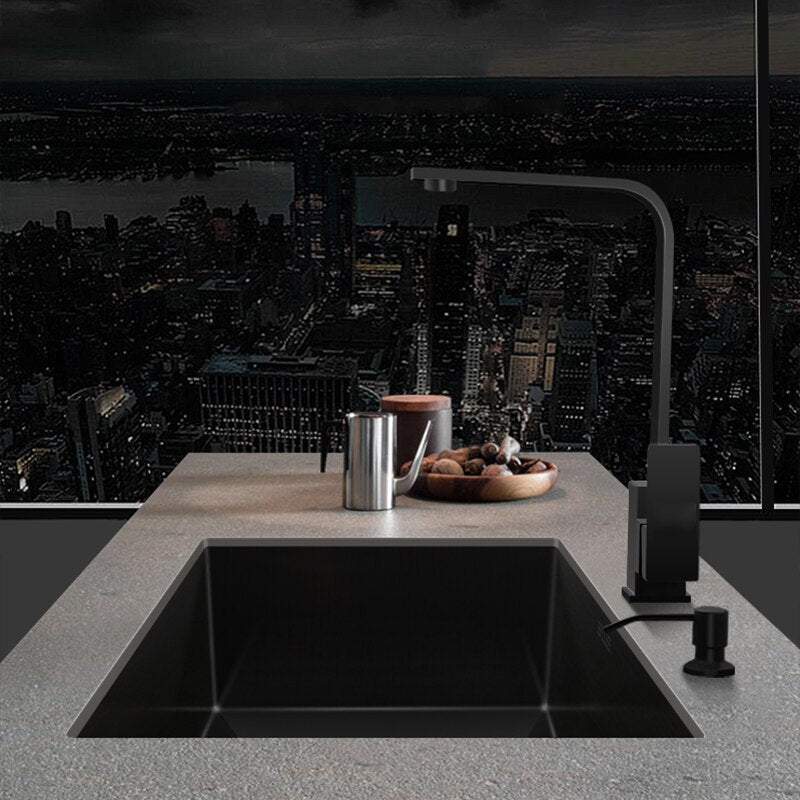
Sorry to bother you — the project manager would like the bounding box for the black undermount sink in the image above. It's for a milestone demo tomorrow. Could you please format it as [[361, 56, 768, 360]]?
[[71, 540, 699, 738]]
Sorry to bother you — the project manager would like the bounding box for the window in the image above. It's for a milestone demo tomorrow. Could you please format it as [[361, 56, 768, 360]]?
[[0, 1, 795, 513]]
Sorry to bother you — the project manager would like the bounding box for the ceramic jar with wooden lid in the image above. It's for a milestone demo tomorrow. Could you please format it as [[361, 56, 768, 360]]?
[[380, 395, 452, 471]]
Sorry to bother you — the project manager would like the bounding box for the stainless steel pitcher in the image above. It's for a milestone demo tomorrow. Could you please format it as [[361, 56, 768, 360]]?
[[321, 412, 431, 511]]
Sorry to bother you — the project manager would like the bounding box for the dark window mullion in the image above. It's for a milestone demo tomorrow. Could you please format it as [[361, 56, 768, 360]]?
[[755, 0, 774, 513]]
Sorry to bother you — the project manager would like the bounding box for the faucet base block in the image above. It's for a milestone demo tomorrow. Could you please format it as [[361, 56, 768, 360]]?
[[622, 582, 691, 604]]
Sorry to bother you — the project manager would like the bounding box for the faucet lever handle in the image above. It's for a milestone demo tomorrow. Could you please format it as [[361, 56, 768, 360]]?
[[644, 443, 700, 583], [622, 444, 700, 603]]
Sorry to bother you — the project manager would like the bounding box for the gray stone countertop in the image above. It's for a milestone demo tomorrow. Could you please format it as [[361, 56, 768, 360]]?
[[1, 453, 798, 800]]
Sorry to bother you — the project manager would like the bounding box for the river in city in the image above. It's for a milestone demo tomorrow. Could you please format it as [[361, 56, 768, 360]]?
[[0, 159, 758, 231], [0, 161, 294, 231]]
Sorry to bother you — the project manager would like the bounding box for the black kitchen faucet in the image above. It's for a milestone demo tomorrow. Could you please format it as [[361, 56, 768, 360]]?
[[412, 168, 701, 603]]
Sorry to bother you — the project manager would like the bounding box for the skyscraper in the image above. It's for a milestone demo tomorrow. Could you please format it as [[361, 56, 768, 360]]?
[[507, 319, 538, 405], [292, 134, 353, 300], [353, 260, 402, 308], [412, 323, 431, 394], [196, 270, 266, 330], [211, 207, 234, 242], [549, 318, 594, 449], [463, 324, 483, 411], [104, 214, 119, 244], [428, 205, 473, 408], [506, 304, 560, 403], [198, 354, 358, 452], [20, 374, 56, 406], [67, 386, 146, 502], [263, 213, 288, 281], [55, 210, 72, 235], [236, 201, 259, 251], [563, 254, 591, 317], [165, 195, 211, 252]]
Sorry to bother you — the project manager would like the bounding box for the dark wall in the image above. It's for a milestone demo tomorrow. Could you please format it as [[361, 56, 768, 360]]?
[[0, 519, 120, 661], [699, 520, 799, 646], [1, 517, 797, 662]]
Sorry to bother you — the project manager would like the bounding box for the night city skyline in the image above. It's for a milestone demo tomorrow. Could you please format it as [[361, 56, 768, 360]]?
[[1, 72, 798, 506]]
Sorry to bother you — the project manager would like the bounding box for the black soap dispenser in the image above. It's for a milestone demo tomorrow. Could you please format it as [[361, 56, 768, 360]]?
[[683, 606, 735, 677], [603, 605, 735, 678]]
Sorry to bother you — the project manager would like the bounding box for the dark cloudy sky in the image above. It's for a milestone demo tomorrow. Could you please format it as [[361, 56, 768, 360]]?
[[1, 0, 798, 80]]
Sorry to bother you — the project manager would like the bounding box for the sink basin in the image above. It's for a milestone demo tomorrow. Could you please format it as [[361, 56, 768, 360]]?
[[71, 540, 699, 738]]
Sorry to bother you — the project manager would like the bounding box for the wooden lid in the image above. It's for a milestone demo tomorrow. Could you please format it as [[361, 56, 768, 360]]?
[[380, 394, 451, 412]]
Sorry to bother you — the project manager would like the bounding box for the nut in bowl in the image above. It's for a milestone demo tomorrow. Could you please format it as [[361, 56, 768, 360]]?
[[400, 437, 558, 502]]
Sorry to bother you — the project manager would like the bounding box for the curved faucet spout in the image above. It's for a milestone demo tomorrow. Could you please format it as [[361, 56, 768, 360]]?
[[409, 166, 674, 445]]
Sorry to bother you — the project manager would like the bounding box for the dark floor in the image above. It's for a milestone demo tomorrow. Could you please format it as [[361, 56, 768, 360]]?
[[1, 517, 798, 662]]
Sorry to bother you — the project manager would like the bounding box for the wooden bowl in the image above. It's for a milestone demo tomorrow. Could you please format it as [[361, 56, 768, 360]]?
[[405, 460, 558, 503]]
